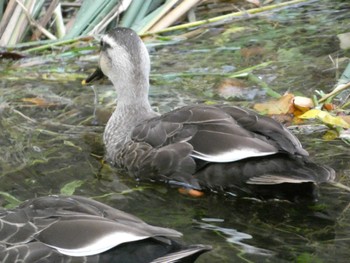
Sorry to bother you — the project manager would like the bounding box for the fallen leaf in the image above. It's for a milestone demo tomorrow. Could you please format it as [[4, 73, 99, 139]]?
[[254, 93, 295, 115], [323, 130, 339, 141], [22, 97, 57, 107], [323, 103, 336, 111], [299, 109, 350, 128], [293, 96, 314, 112], [60, 180, 84, 195]]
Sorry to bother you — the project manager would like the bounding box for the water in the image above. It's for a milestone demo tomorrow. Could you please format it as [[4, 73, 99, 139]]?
[[1, 0, 350, 262]]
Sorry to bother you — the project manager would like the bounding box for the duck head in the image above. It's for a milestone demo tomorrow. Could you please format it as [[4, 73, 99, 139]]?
[[86, 27, 151, 101]]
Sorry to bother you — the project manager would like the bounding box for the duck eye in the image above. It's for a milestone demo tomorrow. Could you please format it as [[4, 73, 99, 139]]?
[[100, 40, 111, 50]]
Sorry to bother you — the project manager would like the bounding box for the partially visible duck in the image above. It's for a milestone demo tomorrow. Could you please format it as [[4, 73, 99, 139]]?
[[0, 195, 211, 262], [85, 27, 335, 202]]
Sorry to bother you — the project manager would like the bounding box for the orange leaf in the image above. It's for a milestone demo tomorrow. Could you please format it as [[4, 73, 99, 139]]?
[[22, 97, 56, 107], [254, 93, 295, 115], [323, 103, 336, 111]]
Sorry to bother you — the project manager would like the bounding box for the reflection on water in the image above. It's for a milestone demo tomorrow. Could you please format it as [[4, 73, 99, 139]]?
[[196, 220, 274, 256], [0, 0, 350, 262]]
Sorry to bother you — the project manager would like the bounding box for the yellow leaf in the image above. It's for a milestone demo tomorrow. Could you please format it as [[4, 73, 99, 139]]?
[[299, 109, 350, 128], [323, 130, 338, 141], [298, 109, 321, 119]]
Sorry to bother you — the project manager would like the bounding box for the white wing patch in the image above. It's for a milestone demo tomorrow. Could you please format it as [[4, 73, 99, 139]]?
[[247, 175, 314, 185], [191, 148, 277, 163], [50, 232, 148, 257]]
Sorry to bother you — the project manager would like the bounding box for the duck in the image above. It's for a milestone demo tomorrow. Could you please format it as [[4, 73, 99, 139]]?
[[85, 27, 335, 202], [0, 195, 211, 263]]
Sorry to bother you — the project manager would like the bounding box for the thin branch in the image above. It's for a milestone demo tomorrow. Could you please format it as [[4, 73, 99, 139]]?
[[31, 0, 59, 40], [12, 108, 37, 123], [15, 0, 57, 40], [318, 82, 350, 103]]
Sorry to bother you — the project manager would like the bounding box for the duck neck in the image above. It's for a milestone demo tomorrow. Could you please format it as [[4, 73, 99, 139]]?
[[103, 41, 156, 162], [103, 79, 156, 162], [116, 81, 150, 106]]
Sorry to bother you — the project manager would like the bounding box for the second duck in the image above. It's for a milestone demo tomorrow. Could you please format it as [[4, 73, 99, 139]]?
[[85, 27, 335, 202]]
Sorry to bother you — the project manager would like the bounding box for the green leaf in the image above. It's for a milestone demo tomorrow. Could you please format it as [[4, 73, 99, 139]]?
[[0, 191, 22, 208], [296, 252, 323, 263], [64, 0, 120, 39], [136, 0, 179, 34], [60, 180, 84, 195], [120, 0, 145, 27]]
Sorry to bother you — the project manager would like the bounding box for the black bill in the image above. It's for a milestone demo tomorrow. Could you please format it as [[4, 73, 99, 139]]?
[[83, 67, 105, 85]]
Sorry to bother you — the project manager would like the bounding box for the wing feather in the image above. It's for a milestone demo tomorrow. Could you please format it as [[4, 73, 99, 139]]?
[[218, 105, 308, 156], [131, 105, 284, 163], [247, 175, 314, 185]]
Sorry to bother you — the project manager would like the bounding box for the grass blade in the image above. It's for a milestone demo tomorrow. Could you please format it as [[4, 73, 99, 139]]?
[[136, 0, 180, 34], [0, 0, 23, 45], [53, 3, 66, 38], [88, 0, 131, 35], [0, 0, 16, 38], [64, 0, 115, 39], [120, 0, 144, 27], [148, 0, 202, 33], [82, 0, 122, 35]]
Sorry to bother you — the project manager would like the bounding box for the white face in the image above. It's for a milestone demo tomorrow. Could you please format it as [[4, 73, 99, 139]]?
[[99, 35, 134, 81], [98, 30, 151, 92], [99, 49, 111, 77]]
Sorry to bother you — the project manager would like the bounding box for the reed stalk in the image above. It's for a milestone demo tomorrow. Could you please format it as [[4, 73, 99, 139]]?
[[143, 0, 311, 35], [148, 0, 202, 33]]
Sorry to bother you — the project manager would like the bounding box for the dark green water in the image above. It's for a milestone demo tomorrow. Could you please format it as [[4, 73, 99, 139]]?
[[1, 0, 350, 262]]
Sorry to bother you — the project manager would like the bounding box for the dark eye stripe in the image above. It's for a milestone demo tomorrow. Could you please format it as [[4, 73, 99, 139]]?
[[100, 40, 111, 51]]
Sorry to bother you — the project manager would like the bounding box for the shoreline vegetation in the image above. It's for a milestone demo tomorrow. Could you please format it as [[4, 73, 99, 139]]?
[[0, 0, 349, 140]]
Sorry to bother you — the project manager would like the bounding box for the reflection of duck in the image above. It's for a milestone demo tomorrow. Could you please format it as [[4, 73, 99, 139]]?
[[85, 27, 335, 202], [0, 195, 210, 262]]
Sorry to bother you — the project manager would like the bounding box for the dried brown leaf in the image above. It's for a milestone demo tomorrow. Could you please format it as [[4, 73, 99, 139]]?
[[254, 93, 295, 115]]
